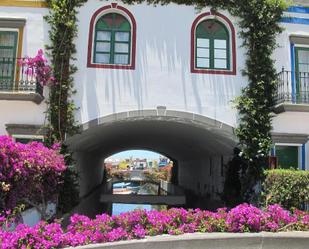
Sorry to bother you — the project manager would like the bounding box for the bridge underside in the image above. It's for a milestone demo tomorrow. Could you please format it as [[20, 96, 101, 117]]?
[[67, 111, 237, 217], [100, 194, 186, 205]]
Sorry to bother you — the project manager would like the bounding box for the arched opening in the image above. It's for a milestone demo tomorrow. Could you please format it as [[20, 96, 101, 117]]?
[[104, 149, 173, 215], [191, 11, 236, 75], [67, 110, 237, 217], [195, 19, 230, 70]]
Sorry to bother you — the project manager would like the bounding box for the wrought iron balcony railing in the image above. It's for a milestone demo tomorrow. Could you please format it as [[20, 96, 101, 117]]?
[[275, 69, 309, 105], [0, 57, 43, 95]]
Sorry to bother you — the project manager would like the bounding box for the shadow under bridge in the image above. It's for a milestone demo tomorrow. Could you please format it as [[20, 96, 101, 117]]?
[[66, 109, 237, 217]]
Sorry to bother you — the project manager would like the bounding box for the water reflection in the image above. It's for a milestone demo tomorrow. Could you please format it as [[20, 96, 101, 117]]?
[[112, 203, 151, 215], [111, 181, 166, 215], [112, 181, 159, 195]]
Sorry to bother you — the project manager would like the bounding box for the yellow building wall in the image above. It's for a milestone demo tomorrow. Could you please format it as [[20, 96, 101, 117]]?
[[0, 0, 48, 8], [118, 161, 129, 170]]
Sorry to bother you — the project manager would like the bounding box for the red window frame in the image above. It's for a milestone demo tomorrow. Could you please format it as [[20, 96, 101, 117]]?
[[87, 3, 137, 70], [191, 11, 236, 75]]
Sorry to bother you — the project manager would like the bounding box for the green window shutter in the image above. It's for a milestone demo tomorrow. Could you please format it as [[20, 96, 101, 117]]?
[[94, 13, 131, 65], [0, 31, 18, 86], [195, 20, 230, 70], [276, 145, 299, 169], [295, 47, 309, 102]]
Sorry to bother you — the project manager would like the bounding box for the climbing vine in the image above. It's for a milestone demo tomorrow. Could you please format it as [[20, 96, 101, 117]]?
[[44, 0, 88, 214], [45, 0, 288, 203], [232, 0, 287, 201], [45, 0, 86, 145]]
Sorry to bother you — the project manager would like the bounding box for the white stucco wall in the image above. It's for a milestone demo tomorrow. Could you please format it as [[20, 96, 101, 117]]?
[[272, 9, 309, 170], [273, 112, 309, 134], [73, 1, 248, 128], [0, 6, 49, 135], [272, 111, 309, 170], [274, 11, 309, 72], [1, 3, 308, 137], [0, 3, 309, 170], [0, 101, 47, 134], [0, 6, 49, 58]]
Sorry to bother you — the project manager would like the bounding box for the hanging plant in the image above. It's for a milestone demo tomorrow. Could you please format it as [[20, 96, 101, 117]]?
[[18, 49, 55, 86]]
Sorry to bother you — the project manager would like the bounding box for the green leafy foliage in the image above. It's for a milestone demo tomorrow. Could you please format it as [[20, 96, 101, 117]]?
[[143, 168, 170, 183], [262, 169, 309, 210], [44, 0, 88, 214], [233, 0, 288, 201], [106, 168, 130, 181], [44, 0, 86, 144]]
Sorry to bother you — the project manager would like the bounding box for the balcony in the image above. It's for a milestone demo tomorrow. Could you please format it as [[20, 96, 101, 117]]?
[[274, 69, 309, 113], [0, 57, 44, 104]]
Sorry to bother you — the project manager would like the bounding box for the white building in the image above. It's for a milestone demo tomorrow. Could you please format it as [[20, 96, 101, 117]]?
[[0, 0, 48, 142], [0, 0, 309, 213]]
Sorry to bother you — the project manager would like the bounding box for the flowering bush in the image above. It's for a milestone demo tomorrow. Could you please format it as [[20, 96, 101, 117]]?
[[106, 169, 130, 181], [143, 168, 170, 183], [0, 136, 66, 220], [0, 204, 308, 248], [18, 49, 55, 86]]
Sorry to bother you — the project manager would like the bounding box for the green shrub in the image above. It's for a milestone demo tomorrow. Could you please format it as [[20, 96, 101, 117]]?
[[261, 169, 309, 210]]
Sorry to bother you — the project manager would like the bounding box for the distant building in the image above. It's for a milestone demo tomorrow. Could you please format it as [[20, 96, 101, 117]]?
[[133, 158, 147, 170], [118, 159, 131, 170], [104, 158, 121, 168], [158, 157, 170, 168]]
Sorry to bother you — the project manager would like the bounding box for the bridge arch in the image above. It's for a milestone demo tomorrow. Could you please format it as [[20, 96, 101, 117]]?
[[67, 108, 238, 216]]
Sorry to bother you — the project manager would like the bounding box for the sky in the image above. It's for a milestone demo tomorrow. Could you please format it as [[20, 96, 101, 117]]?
[[106, 150, 163, 160]]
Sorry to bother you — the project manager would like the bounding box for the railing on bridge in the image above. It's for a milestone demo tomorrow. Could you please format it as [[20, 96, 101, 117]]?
[[0, 57, 43, 95], [101, 176, 186, 206], [275, 69, 309, 105]]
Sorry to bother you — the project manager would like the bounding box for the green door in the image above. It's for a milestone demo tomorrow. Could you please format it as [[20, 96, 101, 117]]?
[[276, 145, 299, 169], [295, 47, 309, 103], [0, 31, 18, 90]]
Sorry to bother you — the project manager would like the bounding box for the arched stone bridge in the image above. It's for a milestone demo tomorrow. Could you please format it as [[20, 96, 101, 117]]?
[[67, 108, 237, 217]]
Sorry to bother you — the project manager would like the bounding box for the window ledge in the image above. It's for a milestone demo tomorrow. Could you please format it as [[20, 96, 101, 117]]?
[[6, 124, 47, 137], [273, 102, 309, 113], [191, 68, 236, 75], [87, 63, 135, 70], [272, 132, 309, 144], [0, 92, 44, 104], [0, 18, 26, 28]]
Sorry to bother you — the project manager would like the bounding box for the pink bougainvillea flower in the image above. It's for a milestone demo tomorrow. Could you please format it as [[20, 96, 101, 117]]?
[[0, 204, 308, 249], [0, 136, 66, 216], [19, 49, 55, 86]]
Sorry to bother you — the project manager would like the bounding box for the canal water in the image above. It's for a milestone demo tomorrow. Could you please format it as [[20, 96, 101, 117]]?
[[112, 203, 157, 215], [111, 182, 166, 215]]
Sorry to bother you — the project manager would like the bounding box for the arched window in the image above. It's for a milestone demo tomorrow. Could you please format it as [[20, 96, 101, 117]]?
[[196, 20, 229, 70], [87, 4, 136, 70], [94, 13, 131, 65], [191, 12, 236, 75]]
